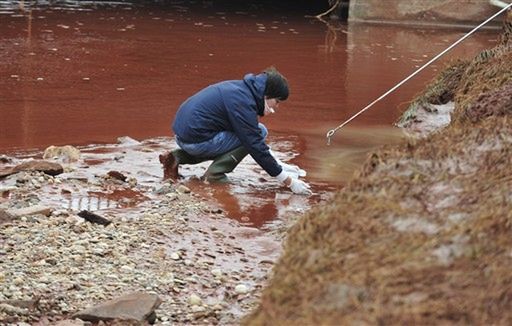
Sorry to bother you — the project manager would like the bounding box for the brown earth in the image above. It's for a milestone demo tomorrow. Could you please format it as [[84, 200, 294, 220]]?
[[244, 20, 512, 326]]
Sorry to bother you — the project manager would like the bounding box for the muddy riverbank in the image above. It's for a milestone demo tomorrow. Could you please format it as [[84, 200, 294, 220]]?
[[0, 137, 303, 325]]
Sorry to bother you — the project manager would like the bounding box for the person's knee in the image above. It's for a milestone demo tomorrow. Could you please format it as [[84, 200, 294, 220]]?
[[258, 123, 268, 139]]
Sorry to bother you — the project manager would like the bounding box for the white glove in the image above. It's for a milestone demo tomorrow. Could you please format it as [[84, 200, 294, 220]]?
[[269, 149, 307, 178], [289, 178, 312, 195], [276, 171, 312, 195]]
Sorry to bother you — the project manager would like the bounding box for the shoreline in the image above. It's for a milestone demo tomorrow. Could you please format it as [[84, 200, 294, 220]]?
[[0, 138, 293, 325]]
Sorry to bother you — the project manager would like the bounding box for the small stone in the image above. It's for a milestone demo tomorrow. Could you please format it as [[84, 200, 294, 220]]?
[[177, 185, 191, 194], [170, 252, 180, 260], [13, 277, 24, 285], [166, 193, 178, 201], [211, 268, 222, 277], [188, 294, 202, 306], [234, 284, 249, 294], [120, 265, 133, 273], [191, 305, 205, 312], [6, 205, 53, 218]]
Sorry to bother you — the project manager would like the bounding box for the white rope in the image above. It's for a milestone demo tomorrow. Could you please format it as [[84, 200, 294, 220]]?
[[326, 2, 512, 145]]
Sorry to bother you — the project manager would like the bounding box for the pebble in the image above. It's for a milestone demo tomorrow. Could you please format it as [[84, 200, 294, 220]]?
[[0, 160, 275, 325], [189, 294, 202, 306], [13, 277, 24, 285], [235, 284, 249, 294], [177, 185, 191, 194], [211, 268, 222, 277]]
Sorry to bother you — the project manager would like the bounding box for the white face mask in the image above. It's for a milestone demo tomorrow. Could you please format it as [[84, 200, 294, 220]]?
[[264, 99, 275, 115]]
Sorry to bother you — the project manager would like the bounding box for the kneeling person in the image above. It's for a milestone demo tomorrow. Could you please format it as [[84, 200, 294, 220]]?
[[159, 67, 311, 195]]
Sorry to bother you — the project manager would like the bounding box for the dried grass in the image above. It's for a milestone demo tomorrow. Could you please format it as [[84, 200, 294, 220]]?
[[245, 116, 512, 325], [244, 23, 512, 326]]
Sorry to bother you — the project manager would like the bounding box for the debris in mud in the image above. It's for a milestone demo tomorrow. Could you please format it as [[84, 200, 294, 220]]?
[[244, 21, 512, 326], [77, 210, 112, 226], [106, 170, 127, 182]]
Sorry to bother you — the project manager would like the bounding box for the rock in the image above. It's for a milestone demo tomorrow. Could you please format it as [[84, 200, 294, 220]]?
[[0, 167, 15, 179], [0, 302, 29, 315], [0, 209, 13, 223], [6, 205, 53, 218], [234, 284, 249, 294], [211, 268, 222, 277], [0, 155, 11, 163], [176, 185, 191, 194], [170, 252, 180, 260], [77, 210, 112, 226], [12, 160, 64, 176], [154, 185, 173, 195], [1, 297, 40, 310], [73, 291, 161, 323], [188, 294, 202, 306], [127, 178, 137, 187], [107, 171, 127, 182], [60, 172, 89, 182], [43, 145, 81, 162], [0, 186, 16, 194]]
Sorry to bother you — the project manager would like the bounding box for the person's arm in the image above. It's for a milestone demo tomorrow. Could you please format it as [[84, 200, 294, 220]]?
[[226, 102, 282, 177], [226, 106, 312, 195]]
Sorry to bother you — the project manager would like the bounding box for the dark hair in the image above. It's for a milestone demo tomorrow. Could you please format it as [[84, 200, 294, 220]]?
[[263, 66, 289, 101]]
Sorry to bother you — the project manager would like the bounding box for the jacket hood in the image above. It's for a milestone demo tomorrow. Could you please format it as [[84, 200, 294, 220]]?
[[243, 73, 267, 116]]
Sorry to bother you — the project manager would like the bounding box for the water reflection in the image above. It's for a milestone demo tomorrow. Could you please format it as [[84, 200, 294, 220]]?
[[187, 179, 326, 229], [63, 189, 148, 211]]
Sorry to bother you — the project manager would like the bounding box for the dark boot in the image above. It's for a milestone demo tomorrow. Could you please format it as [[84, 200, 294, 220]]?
[[203, 146, 249, 183], [159, 149, 205, 181]]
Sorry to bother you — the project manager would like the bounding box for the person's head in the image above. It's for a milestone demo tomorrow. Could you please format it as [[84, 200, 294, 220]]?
[[263, 66, 289, 115]]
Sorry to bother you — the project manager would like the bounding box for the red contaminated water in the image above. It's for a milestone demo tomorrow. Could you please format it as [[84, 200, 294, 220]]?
[[0, 2, 501, 227]]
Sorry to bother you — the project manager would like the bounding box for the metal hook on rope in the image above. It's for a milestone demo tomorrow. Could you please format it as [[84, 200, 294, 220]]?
[[326, 2, 512, 145]]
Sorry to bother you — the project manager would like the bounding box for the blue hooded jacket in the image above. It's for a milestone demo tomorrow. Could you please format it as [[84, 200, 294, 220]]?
[[172, 73, 283, 177]]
